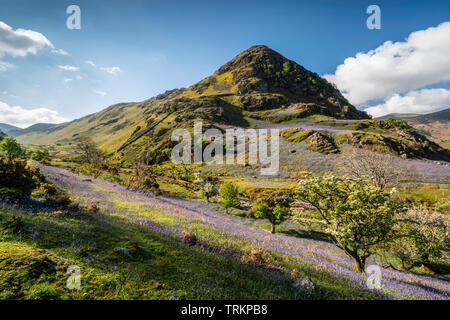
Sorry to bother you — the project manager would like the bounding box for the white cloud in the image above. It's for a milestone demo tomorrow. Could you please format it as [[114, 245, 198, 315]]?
[[93, 89, 106, 96], [86, 60, 121, 75], [0, 61, 14, 71], [101, 66, 121, 75], [365, 88, 450, 117], [58, 65, 79, 71], [0, 101, 69, 128], [0, 21, 53, 57], [324, 22, 450, 105], [63, 78, 73, 83], [52, 48, 69, 56]]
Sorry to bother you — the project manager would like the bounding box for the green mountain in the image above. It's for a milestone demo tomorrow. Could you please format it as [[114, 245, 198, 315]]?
[[8, 123, 58, 137], [16, 45, 370, 163], [0, 123, 21, 134]]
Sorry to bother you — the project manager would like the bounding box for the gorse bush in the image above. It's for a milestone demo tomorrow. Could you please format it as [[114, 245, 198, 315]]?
[[31, 149, 50, 162], [40, 183, 58, 197], [0, 156, 42, 196], [0, 187, 22, 201], [383, 118, 411, 130], [1, 215, 26, 234], [0, 137, 24, 158], [220, 182, 240, 208], [126, 166, 160, 193]]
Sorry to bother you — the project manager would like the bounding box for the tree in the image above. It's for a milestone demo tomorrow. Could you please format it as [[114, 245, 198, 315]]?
[[336, 148, 410, 190], [250, 197, 290, 234], [220, 182, 240, 208], [194, 172, 219, 202], [0, 137, 24, 158], [75, 137, 105, 164], [385, 206, 449, 271], [294, 174, 398, 273]]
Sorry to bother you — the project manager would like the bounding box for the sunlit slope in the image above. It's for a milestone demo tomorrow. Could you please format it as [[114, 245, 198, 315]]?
[[16, 103, 147, 152], [15, 45, 370, 161]]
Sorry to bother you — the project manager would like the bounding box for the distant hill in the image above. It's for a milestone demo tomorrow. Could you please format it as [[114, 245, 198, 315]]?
[[408, 108, 449, 141], [0, 123, 21, 134], [408, 108, 450, 124], [376, 108, 449, 142], [375, 113, 421, 120], [8, 123, 58, 137], [14, 45, 370, 164]]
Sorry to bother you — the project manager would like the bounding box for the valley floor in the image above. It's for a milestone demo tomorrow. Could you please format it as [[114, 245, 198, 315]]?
[[1, 163, 449, 300]]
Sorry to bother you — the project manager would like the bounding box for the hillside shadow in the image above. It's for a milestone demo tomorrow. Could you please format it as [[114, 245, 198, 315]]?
[[279, 228, 333, 244]]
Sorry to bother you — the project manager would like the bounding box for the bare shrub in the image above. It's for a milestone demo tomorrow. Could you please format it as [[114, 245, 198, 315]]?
[[335, 148, 413, 189], [181, 231, 197, 246]]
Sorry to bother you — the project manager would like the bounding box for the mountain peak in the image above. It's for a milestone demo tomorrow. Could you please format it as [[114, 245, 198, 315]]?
[[215, 45, 289, 75], [186, 45, 368, 119]]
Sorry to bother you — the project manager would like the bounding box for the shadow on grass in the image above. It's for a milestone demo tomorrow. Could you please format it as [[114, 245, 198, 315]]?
[[279, 228, 333, 244]]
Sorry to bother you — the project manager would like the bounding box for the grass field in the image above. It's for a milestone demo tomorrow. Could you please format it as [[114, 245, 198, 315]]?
[[1, 163, 448, 300]]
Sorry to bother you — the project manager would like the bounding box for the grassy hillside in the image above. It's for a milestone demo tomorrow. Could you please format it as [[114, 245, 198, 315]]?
[[376, 109, 450, 142], [15, 45, 369, 165], [1, 163, 448, 300], [16, 103, 148, 153]]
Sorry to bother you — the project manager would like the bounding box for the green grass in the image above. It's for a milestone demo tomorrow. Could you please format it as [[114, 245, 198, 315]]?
[[0, 201, 300, 300]]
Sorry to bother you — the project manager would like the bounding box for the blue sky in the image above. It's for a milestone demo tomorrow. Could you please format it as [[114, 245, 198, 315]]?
[[0, 0, 449, 127]]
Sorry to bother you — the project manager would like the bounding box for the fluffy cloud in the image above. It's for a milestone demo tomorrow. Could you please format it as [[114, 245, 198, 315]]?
[[0, 61, 14, 71], [324, 22, 450, 105], [0, 21, 53, 57], [365, 88, 450, 118], [58, 65, 79, 71], [0, 101, 69, 128], [63, 78, 73, 83], [85, 60, 96, 67], [100, 66, 121, 75]]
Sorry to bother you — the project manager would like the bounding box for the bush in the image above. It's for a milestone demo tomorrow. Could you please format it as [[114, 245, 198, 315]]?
[[126, 166, 160, 193], [181, 231, 197, 246], [87, 204, 100, 213], [0, 156, 40, 196], [384, 118, 411, 130], [0, 137, 24, 158], [31, 149, 50, 162], [27, 283, 60, 300], [220, 182, 240, 208], [1, 215, 26, 234], [0, 187, 22, 201], [240, 248, 267, 266], [40, 183, 58, 197], [80, 163, 102, 178], [55, 195, 72, 206]]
